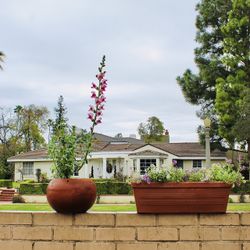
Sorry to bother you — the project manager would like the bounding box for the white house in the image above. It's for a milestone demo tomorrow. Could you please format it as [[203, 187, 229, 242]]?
[[7, 133, 227, 181]]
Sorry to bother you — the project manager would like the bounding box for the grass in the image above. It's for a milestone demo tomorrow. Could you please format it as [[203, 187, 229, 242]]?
[[0, 203, 136, 212], [0, 203, 249, 212], [227, 203, 250, 211]]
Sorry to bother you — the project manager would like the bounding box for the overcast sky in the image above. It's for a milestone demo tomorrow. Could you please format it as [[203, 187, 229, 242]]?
[[0, 0, 202, 142]]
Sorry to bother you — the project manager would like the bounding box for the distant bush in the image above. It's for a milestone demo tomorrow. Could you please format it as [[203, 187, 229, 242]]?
[[19, 183, 48, 195], [0, 179, 12, 188], [12, 194, 25, 203]]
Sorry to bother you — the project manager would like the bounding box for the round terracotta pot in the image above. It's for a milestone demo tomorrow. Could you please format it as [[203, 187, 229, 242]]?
[[46, 178, 96, 214]]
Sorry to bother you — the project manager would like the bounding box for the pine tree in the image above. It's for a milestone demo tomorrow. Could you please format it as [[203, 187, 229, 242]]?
[[53, 95, 68, 134], [215, 0, 250, 157], [176, 0, 232, 148]]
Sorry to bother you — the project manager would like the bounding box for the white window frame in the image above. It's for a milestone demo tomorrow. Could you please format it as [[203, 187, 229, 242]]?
[[193, 160, 202, 168], [23, 162, 34, 175], [140, 158, 156, 175]]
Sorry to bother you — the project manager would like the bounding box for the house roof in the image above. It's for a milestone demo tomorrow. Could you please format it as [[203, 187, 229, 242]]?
[[8, 141, 226, 162], [8, 149, 49, 160], [150, 143, 226, 157]]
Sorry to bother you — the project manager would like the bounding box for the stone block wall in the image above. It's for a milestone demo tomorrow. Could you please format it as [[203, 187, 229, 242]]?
[[0, 212, 250, 250]]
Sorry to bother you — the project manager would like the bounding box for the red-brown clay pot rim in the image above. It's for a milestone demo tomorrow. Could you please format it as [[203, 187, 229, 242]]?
[[49, 178, 95, 183], [131, 182, 232, 188]]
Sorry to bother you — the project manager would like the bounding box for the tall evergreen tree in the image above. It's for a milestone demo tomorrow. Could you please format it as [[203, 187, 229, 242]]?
[[53, 95, 68, 134], [176, 0, 232, 148], [215, 0, 250, 157]]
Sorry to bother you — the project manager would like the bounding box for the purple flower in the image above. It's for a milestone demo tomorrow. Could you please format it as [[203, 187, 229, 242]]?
[[172, 159, 177, 167], [142, 174, 151, 184]]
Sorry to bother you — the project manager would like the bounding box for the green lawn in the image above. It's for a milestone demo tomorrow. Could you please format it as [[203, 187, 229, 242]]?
[[0, 204, 136, 212], [0, 203, 249, 212]]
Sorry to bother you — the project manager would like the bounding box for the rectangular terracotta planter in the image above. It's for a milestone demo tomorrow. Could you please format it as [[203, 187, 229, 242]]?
[[131, 182, 232, 214]]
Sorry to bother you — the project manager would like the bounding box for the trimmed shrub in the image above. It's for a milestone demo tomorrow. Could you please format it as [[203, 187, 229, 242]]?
[[19, 183, 48, 195], [231, 181, 250, 194], [95, 182, 109, 195], [0, 179, 12, 188], [18, 180, 132, 195], [13, 194, 25, 203], [95, 181, 132, 195]]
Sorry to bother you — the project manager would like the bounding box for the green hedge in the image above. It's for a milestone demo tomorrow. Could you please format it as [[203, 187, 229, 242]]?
[[0, 179, 12, 188], [95, 181, 132, 195], [231, 181, 250, 194], [19, 183, 48, 195], [18, 180, 132, 195]]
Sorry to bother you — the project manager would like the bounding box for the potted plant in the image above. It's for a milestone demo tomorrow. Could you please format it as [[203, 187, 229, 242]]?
[[46, 56, 107, 214], [131, 163, 244, 214]]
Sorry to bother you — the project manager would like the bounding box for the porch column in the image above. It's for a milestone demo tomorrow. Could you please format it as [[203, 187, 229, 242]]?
[[156, 158, 160, 168], [102, 158, 107, 179], [84, 164, 88, 178], [136, 159, 140, 174]]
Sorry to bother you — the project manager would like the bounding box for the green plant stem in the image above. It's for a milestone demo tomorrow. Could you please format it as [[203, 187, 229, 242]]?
[[76, 56, 106, 172]]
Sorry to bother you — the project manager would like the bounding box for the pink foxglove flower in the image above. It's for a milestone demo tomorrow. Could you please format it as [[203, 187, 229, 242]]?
[[91, 82, 97, 89], [88, 105, 94, 112], [75, 55, 108, 172], [96, 72, 105, 81], [96, 118, 102, 124], [91, 91, 97, 98]]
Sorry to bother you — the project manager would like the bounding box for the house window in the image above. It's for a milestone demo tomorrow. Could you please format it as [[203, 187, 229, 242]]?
[[140, 159, 156, 175], [193, 160, 202, 168], [23, 162, 34, 175], [176, 160, 184, 168]]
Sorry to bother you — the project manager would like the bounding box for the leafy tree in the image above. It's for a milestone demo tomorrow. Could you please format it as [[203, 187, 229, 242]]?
[[0, 105, 49, 178], [215, 0, 250, 157], [0, 51, 5, 70], [138, 116, 166, 143], [0, 107, 21, 178], [176, 0, 232, 147], [14, 105, 49, 151]]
